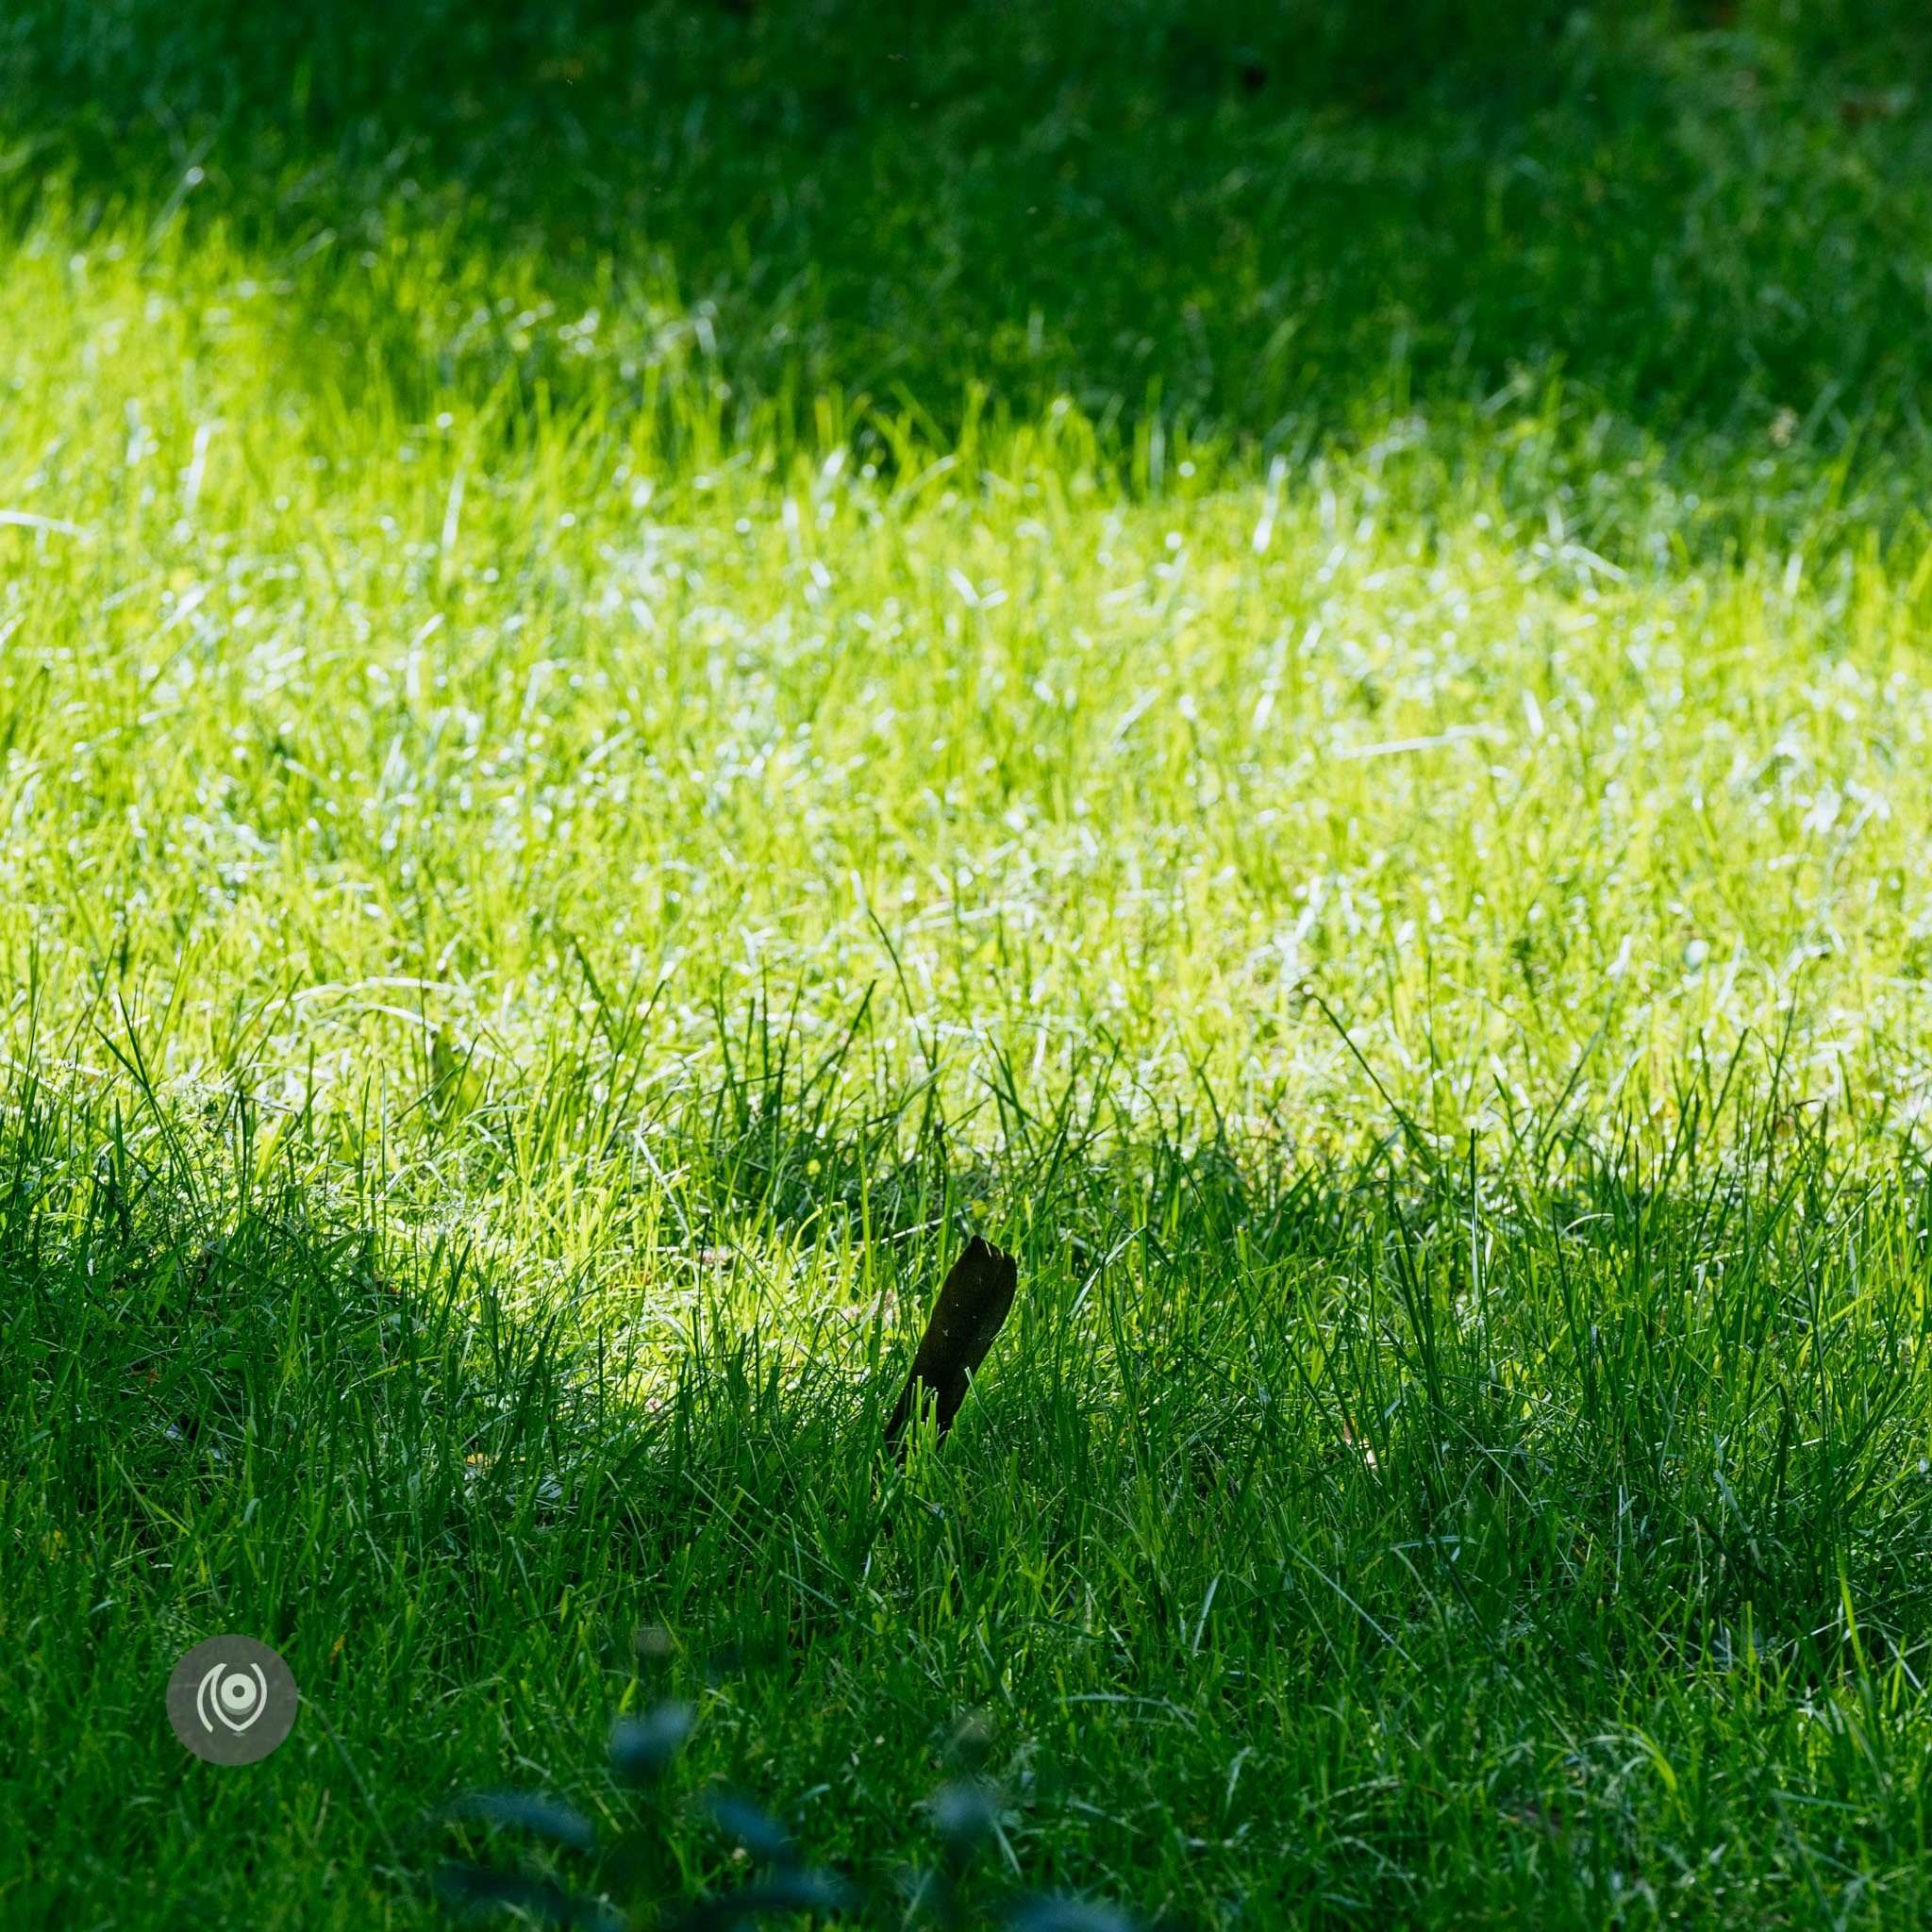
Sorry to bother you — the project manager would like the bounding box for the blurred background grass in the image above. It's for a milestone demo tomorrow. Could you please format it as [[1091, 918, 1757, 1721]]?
[[7, 0, 1932, 543]]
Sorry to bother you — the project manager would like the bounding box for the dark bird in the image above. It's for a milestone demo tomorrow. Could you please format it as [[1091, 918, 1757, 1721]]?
[[884, 1237, 1019, 1455]]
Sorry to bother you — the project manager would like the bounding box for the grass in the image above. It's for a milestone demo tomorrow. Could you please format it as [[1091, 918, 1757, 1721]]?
[[7, 2, 1932, 1925], [13, 1062, 1932, 1929]]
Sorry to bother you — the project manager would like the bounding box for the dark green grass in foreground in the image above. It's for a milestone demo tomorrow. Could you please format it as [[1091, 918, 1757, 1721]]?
[[8, 1054, 1932, 1929]]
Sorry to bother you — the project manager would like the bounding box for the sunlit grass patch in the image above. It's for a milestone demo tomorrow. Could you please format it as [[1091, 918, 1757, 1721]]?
[[4, 202, 1932, 1204]]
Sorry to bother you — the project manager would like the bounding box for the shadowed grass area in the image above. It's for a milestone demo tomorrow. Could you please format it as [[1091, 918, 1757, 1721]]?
[[6, 1, 1932, 544], [7, 1056, 1932, 1928]]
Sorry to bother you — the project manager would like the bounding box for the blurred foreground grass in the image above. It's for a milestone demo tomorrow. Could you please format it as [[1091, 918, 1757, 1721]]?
[[6, 4, 1932, 1927]]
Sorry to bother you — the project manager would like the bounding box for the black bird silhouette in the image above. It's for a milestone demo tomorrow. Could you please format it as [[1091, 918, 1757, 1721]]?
[[884, 1237, 1019, 1454]]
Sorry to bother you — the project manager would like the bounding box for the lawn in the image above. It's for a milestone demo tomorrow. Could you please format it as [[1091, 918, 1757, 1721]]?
[[6, 2, 1932, 1926]]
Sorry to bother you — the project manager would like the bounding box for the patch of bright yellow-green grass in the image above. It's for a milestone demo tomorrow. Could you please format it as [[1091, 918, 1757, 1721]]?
[[5, 209, 1930, 1274]]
